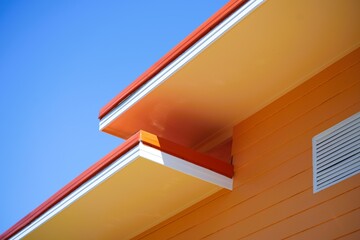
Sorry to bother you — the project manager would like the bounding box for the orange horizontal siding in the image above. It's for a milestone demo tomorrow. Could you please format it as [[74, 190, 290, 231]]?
[[166, 174, 359, 240], [336, 229, 360, 240], [163, 170, 313, 240], [133, 48, 360, 239], [243, 188, 360, 239], [233, 66, 360, 159], [233, 102, 360, 187], [234, 47, 360, 138], [286, 208, 360, 240]]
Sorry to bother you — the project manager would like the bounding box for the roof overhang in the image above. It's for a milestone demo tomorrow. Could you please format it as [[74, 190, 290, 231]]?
[[99, 0, 360, 149], [1, 131, 233, 240]]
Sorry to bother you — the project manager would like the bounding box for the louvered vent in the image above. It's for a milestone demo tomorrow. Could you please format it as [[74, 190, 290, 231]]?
[[313, 112, 360, 192]]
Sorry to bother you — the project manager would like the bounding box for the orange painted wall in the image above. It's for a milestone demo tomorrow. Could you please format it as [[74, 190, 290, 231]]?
[[133, 48, 360, 240]]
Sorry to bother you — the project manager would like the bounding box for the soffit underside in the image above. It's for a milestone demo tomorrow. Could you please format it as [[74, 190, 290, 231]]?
[[102, 0, 360, 149]]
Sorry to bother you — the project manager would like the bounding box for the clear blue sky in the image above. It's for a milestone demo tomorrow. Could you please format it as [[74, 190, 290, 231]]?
[[0, 0, 228, 234]]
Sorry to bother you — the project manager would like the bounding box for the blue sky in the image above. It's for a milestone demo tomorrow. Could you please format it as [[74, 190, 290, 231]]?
[[0, 0, 228, 234]]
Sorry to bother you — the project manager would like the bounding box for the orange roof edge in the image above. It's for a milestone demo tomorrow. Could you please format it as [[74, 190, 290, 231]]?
[[98, 0, 249, 120], [0, 132, 140, 240], [139, 130, 234, 178], [1, 130, 233, 240]]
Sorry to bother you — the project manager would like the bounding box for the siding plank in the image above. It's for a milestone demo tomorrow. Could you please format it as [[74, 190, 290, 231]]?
[[243, 187, 360, 239], [234, 79, 360, 161], [170, 170, 312, 240], [201, 179, 360, 240], [234, 47, 360, 138], [234, 62, 360, 153], [234, 102, 360, 187], [335, 229, 360, 240], [286, 208, 360, 240]]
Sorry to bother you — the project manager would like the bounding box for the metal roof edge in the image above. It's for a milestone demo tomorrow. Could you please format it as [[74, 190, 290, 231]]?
[[98, 0, 249, 120]]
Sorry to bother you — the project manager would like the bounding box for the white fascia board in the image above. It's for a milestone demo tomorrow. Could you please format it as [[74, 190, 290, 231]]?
[[99, 0, 265, 131], [139, 143, 233, 190], [11, 143, 232, 239], [10, 146, 141, 240]]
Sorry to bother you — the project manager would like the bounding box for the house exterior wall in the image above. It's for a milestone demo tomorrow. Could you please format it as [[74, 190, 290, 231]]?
[[134, 48, 360, 240]]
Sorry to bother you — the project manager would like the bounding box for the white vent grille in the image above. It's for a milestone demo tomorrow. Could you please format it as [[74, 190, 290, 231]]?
[[313, 112, 360, 192]]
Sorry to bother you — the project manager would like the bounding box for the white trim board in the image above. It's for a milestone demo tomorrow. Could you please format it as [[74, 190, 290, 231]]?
[[99, 0, 265, 131], [10, 146, 141, 240], [139, 143, 233, 190], [11, 144, 232, 240]]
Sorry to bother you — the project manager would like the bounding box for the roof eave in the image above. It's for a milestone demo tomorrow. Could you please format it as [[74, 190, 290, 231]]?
[[98, 0, 252, 120]]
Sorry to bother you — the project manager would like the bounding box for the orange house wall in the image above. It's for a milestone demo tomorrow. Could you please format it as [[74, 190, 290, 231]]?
[[134, 48, 360, 239]]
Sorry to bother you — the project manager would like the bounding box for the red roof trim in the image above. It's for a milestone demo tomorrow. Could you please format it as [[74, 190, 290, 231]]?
[[0, 132, 140, 240], [140, 131, 234, 178], [1, 131, 233, 239], [98, 0, 249, 120]]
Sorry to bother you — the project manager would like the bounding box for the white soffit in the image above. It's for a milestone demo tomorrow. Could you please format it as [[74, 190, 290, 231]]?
[[12, 143, 231, 240]]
